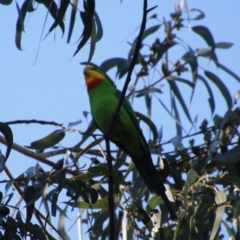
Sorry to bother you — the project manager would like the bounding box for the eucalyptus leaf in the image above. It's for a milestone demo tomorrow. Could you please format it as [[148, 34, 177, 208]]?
[[197, 74, 215, 115], [0, 0, 13, 5], [215, 42, 233, 49], [181, 47, 198, 89], [92, 209, 109, 236], [171, 95, 182, 136], [135, 111, 158, 143], [214, 145, 240, 163], [183, 169, 198, 206], [93, 11, 103, 42], [165, 75, 194, 89], [28, 130, 65, 150], [192, 25, 215, 49], [190, 8, 205, 20], [210, 191, 226, 240], [218, 62, 240, 83], [72, 0, 95, 57], [135, 87, 162, 97], [174, 211, 189, 240], [81, 188, 98, 205], [167, 80, 192, 124], [58, 206, 71, 240], [47, 0, 70, 35], [204, 70, 232, 109], [67, 0, 79, 43], [72, 198, 108, 209], [36, 0, 64, 34]]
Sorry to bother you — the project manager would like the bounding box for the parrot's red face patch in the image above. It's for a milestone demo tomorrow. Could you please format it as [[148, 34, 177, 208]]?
[[83, 65, 105, 91]]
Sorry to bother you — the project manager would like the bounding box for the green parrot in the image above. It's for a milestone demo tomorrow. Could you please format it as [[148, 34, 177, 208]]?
[[83, 65, 177, 220]]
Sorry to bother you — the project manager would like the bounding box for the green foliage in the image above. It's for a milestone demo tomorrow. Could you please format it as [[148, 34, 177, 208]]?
[[1, 1, 240, 239], [8, 0, 102, 61]]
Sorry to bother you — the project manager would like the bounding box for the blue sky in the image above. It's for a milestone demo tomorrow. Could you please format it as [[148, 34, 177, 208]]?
[[0, 0, 240, 239]]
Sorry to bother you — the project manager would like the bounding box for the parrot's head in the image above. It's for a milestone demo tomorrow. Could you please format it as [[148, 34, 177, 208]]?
[[83, 65, 105, 91]]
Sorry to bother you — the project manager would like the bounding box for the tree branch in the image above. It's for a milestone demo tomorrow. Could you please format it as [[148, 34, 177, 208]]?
[[105, 135, 116, 240], [107, 0, 151, 134], [103, 1, 154, 239], [5, 119, 64, 128]]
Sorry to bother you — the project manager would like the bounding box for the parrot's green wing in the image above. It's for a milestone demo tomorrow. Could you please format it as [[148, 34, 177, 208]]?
[[115, 90, 138, 125], [115, 90, 150, 154]]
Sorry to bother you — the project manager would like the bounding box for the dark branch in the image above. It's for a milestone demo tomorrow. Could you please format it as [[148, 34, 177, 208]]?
[[105, 135, 116, 240], [103, 1, 153, 239], [117, 0, 147, 104], [5, 119, 64, 128], [107, 0, 149, 134]]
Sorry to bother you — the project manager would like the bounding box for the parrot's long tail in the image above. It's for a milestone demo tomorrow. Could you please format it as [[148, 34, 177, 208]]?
[[133, 155, 177, 220]]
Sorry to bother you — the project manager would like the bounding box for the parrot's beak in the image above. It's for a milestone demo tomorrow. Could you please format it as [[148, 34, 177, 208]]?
[[83, 66, 92, 83], [83, 66, 89, 76]]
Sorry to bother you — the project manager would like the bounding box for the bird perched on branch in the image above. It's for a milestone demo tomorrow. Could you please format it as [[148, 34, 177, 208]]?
[[83, 65, 177, 220]]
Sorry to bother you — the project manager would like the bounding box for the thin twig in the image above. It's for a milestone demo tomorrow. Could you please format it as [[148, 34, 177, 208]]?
[[107, 0, 150, 134], [5, 119, 63, 128], [105, 1, 150, 239], [105, 136, 115, 240], [37, 147, 103, 158]]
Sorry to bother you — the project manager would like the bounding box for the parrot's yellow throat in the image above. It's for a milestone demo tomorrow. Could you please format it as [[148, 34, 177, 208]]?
[[83, 66, 105, 91]]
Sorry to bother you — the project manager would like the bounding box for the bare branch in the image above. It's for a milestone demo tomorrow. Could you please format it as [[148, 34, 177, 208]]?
[[105, 135, 116, 240], [104, 1, 150, 239], [107, 0, 150, 134], [5, 119, 64, 128]]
